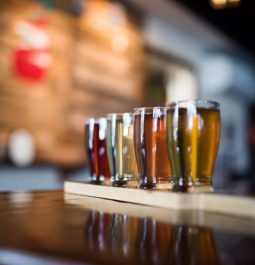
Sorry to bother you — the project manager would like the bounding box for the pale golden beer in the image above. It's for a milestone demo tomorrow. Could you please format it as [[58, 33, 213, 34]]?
[[166, 100, 220, 192], [106, 113, 138, 187]]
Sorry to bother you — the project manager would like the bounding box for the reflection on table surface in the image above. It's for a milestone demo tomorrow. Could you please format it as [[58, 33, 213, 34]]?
[[0, 190, 255, 265], [84, 212, 220, 265]]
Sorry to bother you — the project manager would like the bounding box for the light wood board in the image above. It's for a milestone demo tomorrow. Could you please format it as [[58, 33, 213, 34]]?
[[64, 180, 255, 219], [65, 193, 255, 236]]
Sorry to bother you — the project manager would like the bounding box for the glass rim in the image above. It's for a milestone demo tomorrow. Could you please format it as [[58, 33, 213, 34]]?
[[84, 118, 95, 124], [166, 99, 220, 109], [97, 117, 107, 122], [106, 112, 133, 119], [133, 106, 166, 114]]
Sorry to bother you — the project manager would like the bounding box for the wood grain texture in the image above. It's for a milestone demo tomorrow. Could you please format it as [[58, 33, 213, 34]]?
[[0, 1, 144, 166], [64, 181, 255, 219]]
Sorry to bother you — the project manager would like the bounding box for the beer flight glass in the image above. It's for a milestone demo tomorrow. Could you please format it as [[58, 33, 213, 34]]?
[[106, 113, 138, 187], [166, 100, 220, 192], [85, 118, 111, 184], [84, 99, 220, 192], [133, 107, 172, 189]]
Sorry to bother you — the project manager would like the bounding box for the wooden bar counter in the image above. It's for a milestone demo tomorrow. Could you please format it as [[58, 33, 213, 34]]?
[[0, 189, 255, 265]]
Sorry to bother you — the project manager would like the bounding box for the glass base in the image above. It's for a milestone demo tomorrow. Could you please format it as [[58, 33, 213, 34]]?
[[172, 177, 213, 193], [102, 179, 112, 186], [139, 182, 157, 190], [111, 174, 138, 188], [156, 177, 174, 191], [112, 180, 127, 187], [90, 179, 103, 185], [156, 182, 174, 191], [90, 175, 104, 185], [127, 180, 139, 188], [139, 176, 175, 190]]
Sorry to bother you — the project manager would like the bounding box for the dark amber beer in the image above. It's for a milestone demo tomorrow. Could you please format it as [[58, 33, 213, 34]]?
[[85, 118, 110, 183], [166, 100, 220, 192], [97, 118, 111, 181], [85, 119, 99, 181], [134, 107, 172, 189]]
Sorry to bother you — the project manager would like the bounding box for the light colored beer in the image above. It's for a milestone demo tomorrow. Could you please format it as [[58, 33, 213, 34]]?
[[166, 102, 220, 190], [106, 113, 138, 186]]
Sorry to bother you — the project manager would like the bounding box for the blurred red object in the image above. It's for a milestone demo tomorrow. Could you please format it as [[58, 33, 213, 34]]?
[[13, 18, 51, 82], [13, 48, 49, 81]]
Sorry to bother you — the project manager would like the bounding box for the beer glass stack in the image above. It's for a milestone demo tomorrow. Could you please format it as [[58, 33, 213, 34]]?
[[85, 100, 220, 192]]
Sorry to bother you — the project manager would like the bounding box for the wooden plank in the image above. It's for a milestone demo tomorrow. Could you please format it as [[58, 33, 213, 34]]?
[[73, 66, 142, 98], [201, 194, 255, 220], [64, 181, 255, 219], [64, 193, 255, 236]]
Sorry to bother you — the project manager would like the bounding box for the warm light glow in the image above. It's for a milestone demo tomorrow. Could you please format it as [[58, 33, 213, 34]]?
[[228, 0, 241, 7], [112, 33, 129, 52], [211, 0, 227, 4], [210, 0, 227, 9], [210, 0, 240, 9], [82, 0, 130, 52]]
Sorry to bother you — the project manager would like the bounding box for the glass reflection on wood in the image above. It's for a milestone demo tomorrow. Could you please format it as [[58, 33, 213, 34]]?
[[169, 225, 221, 265], [136, 218, 172, 264], [84, 211, 220, 265]]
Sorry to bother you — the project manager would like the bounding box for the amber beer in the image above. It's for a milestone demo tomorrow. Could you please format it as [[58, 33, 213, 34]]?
[[166, 100, 220, 191], [134, 107, 172, 189], [169, 225, 221, 265]]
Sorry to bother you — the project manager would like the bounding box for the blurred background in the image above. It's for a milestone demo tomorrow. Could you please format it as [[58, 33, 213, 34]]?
[[0, 0, 255, 194]]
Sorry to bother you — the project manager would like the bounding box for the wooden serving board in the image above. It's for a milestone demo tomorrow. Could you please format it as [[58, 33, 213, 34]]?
[[64, 180, 255, 219]]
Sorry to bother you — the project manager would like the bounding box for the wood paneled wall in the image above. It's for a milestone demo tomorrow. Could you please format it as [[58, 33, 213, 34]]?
[[0, 0, 144, 166]]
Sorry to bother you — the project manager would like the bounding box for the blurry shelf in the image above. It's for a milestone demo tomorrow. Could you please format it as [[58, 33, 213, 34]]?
[[64, 180, 255, 219]]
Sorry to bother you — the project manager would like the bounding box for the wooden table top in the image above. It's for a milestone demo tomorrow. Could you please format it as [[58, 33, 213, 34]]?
[[0, 190, 255, 265]]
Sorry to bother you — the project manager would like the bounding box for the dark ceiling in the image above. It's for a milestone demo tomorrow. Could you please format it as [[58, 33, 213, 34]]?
[[172, 0, 255, 55]]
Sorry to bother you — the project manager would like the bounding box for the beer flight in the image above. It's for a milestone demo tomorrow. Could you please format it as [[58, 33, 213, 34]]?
[[85, 100, 221, 192]]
